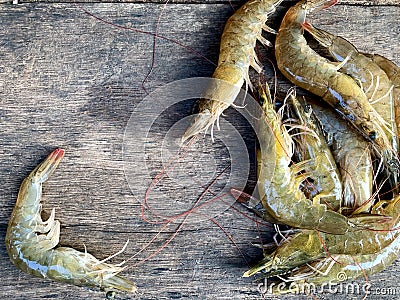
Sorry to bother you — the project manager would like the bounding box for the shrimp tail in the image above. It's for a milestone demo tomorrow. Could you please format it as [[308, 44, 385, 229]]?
[[182, 110, 215, 143], [32, 148, 65, 183]]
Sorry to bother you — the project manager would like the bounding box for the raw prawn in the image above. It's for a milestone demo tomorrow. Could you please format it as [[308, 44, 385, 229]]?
[[273, 235, 400, 294], [302, 22, 398, 156], [243, 196, 398, 277], [5, 149, 136, 293], [182, 0, 284, 142], [274, 0, 395, 167], [289, 94, 342, 211], [311, 101, 374, 212]]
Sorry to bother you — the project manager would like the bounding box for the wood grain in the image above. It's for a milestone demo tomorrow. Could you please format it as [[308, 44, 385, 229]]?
[[2, 1, 400, 5], [0, 1, 399, 300]]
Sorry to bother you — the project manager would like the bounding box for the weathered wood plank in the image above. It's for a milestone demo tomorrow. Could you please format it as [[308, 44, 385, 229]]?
[[0, 2, 399, 300], [1, 1, 400, 6]]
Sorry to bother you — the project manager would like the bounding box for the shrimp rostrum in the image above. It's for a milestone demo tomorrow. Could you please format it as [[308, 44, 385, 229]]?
[[5, 149, 136, 293]]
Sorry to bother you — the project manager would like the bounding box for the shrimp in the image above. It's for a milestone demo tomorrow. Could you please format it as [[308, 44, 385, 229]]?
[[255, 84, 383, 234], [364, 53, 400, 141], [274, 0, 395, 167], [289, 94, 342, 211], [334, 128, 374, 213], [302, 22, 398, 151], [243, 195, 398, 278], [274, 236, 400, 294], [311, 101, 374, 212], [302, 22, 399, 183], [5, 149, 136, 293], [182, 0, 284, 142]]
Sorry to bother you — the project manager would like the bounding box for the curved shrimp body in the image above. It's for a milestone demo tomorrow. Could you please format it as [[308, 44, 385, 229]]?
[[334, 130, 373, 212], [275, 0, 392, 160], [5, 149, 136, 293], [271, 235, 400, 294], [289, 95, 342, 211], [274, 221, 400, 294], [311, 102, 374, 212], [303, 22, 399, 173], [182, 0, 284, 142], [364, 53, 400, 143], [244, 196, 399, 277], [257, 85, 376, 235]]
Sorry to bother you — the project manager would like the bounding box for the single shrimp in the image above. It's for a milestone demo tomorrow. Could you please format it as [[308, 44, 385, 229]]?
[[255, 84, 383, 235], [334, 129, 375, 213], [302, 22, 399, 183], [289, 94, 342, 211], [311, 101, 374, 212], [182, 0, 284, 142], [243, 195, 398, 277], [274, 235, 400, 294], [5, 149, 136, 293], [364, 53, 400, 142], [274, 0, 394, 167]]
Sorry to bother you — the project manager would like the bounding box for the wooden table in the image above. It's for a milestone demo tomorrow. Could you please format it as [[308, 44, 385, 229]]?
[[1, 0, 399, 299]]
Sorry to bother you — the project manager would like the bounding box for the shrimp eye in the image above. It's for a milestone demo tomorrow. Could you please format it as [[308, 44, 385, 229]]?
[[369, 131, 377, 140], [304, 104, 312, 113], [381, 201, 389, 209], [106, 291, 116, 299]]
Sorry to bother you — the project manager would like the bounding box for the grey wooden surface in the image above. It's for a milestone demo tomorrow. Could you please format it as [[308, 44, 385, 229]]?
[[1, 1, 400, 299]]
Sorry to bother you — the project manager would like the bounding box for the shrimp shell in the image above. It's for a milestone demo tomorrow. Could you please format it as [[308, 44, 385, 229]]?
[[182, 0, 284, 142], [5, 149, 136, 293]]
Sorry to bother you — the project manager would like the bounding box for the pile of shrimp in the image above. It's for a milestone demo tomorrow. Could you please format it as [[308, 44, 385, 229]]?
[[183, 0, 400, 295]]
